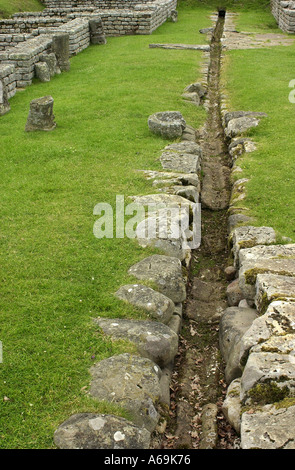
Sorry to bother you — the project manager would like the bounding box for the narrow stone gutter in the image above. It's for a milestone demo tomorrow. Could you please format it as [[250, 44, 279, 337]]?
[[152, 10, 239, 450]]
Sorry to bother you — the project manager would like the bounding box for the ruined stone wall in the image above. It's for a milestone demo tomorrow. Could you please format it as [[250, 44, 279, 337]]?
[[272, 0, 295, 33], [39, 17, 90, 55], [0, 64, 16, 99], [0, 35, 53, 88]]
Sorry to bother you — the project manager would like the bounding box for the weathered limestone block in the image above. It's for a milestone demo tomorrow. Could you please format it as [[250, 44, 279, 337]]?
[[129, 193, 195, 213], [222, 378, 242, 434], [241, 405, 295, 449], [142, 170, 200, 190], [25, 96, 56, 132], [54, 413, 151, 449], [231, 225, 276, 268], [181, 92, 201, 106], [224, 111, 268, 127], [40, 52, 59, 76], [52, 33, 70, 72], [227, 213, 253, 234], [160, 151, 201, 174], [115, 284, 175, 324], [219, 306, 258, 383], [128, 254, 186, 304], [35, 61, 50, 82], [238, 244, 295, 304], [255, 273, 295, 313], [239, 301, 295, 366], [199, 403, 218, 449], [148, 111, 186, 139], [0, 79, 10, 116], [89, 17, 107, 45], [225, 116, 260, 138], [240, 351, 295, 404], [135, 205, 193, 262], [183, 82, 206, 98], [94, 317, 179, 368], [164, 141, 202, 156], [89, 353, 162, 431]]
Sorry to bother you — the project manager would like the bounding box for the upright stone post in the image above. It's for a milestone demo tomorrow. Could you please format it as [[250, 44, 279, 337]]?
[[89, 17, 107, 45], [25, 96, 56, 132], [0, 79, 10, 116], [170, 10, 178, 22], [52, 33, 70, 72]]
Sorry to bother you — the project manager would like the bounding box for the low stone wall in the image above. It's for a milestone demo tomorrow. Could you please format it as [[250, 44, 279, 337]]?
[[0, 33, 35, 51], [271, 0, 295, 33], [0, 63, 16, 99], [0, 17, 67, 34], [0, 35, 53, 88], [39, 18, 90, 55]]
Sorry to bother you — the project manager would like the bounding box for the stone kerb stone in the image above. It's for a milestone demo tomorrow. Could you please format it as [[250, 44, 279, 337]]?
[[128, 254, 187, 304], [94, 317, 179, 368], [115, 283, 175, 324], [54, 413, 151, 449], [89, 353, 162, 431], [238, 244, 295, 306]]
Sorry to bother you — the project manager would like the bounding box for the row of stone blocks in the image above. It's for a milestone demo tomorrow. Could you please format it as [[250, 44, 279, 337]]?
[[218, 88, 295, 447]]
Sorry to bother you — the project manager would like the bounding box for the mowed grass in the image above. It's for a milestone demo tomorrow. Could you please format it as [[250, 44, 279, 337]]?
[[0, 4, 211, 448], [223, 5, 295, 240], [0, 0, 43, 17]]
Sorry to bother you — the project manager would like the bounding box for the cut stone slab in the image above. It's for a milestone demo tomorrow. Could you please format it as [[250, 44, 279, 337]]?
[[224, 111, 268, 127], [54, 413, 151, 449], [239, 301, 295, 367], [40, 52, 59, 77], [135, 206, 193, 261], [222, 378, 242, 434], [94, 317, 179, 368], [182, 92, 201, 106], [141, 169, 200, 189], [160, 151, 201, 174], [164, 141, 202, 155], [148, 111, 186, 139], [149, 43, 210, 51], [228, 213, 253, 234], [219, 306, 258, 383], [129, 193, 195, 213], [241, 405, 295, 449], [128, 254, 186, 303], [89, 353, 162, 432], [238, 244, 295, 304], [25, 96, 56, 132], [231, 225, 276, 268], [183, 82, 207, 98], [115, 284, 175, 324], [199, 403, 218, 449], [52, 33, 70, 72], [225, 116, 260, 138], [35, 62, 50, 83], [255, 273, 295, 314], [240, 351, 295, 404]]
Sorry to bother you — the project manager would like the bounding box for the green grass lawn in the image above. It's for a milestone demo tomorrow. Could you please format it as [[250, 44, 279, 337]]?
[[0, 0, 43, 17], [0, 2, 211, 449], [222, 4, 295, 240]]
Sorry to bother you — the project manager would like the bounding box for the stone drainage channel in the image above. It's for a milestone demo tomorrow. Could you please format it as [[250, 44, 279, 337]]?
[[153, 10, 238, 450]]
